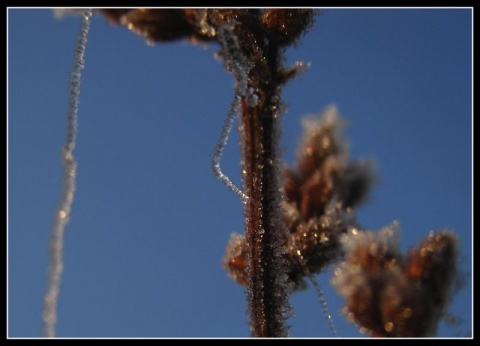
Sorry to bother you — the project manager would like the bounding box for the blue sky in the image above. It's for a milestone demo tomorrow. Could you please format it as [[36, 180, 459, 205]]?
[[8, 8, 472, 338]]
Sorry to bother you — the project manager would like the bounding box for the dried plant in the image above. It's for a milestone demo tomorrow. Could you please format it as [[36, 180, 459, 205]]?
[[47, 8, 461, 338], [224, 106, 375, 291], [99, 8, 317, 337], [331, 223, 458, 337]]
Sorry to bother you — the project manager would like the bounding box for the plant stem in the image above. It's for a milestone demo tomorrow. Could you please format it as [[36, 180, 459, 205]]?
[[98, 9, 317, 337], [240, 70, 291, 336]]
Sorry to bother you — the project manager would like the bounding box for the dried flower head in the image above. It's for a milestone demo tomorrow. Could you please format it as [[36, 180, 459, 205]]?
[[100, 9, 218, 44], [331, 223, 459, 337], [224, 106, 376, 290], [284, 105, 376, 220]]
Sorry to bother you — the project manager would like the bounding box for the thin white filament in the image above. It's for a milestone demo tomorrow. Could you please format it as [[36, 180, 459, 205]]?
[[304, 269, 338, 337], [211, 96, 248, 201], [42, 9, 92, 338], [293, 245, 338, 337], [211, 22, 255, 202], [217, 21, 253, 98]]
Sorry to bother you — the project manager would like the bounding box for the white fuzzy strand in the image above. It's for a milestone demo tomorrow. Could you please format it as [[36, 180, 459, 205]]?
[[42, 9, 92, 338], [211, 22, 254, 202], [293, 244, 338, 337], [305, 270, 338, 337], [211, 95, 249, 201]]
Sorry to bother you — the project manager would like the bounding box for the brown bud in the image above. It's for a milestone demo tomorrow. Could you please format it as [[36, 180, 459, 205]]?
[[262, 9, 315, 46]]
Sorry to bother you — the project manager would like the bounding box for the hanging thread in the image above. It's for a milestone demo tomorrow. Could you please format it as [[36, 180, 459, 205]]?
[[42, 9, 93, 338]]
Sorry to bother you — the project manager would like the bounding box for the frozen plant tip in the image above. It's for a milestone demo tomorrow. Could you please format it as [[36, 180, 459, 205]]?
[[283, 106, 376, 221], [331, 223, 459, 337], [43, 9, 92, 338]]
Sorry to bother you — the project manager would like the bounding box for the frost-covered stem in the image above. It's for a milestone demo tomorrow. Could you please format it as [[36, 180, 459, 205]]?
[[213, 14, 292, 336], [239, 37, 291, 334], [241, 96, 290, 337], [96, 8, 315, 337], [42, 9, 92, 338]]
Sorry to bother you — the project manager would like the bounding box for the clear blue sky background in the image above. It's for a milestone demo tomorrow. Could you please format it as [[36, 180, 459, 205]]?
[[8, 8, 472, 338]]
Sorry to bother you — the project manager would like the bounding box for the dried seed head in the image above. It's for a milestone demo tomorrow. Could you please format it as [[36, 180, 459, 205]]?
[[289, 202, 355, 276], [100, 9, 218, 44], [119, 9, 198, 43], [332, 224, 459, 337], [403, 230, 459, 333], [284, 106, 376, 220], [225, 107, 375, 292], [224, 201, 356, 291], [297, 106, 348, 177], [340, 159, 377, 208], [340, 222, 401, 272]]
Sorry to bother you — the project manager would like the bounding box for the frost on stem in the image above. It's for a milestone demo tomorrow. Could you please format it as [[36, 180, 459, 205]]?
[[331, 223, 459, 337], [97, 9, 318, 336], [224, 106, 376, 322], [98, 8, 317, 337], [43, 9, 92, 338], [216, 10, 319, 337]]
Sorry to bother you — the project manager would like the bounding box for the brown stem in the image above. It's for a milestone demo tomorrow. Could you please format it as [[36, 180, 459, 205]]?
[[231, 10, 314, 337], [98, 9, 315, 337], [240, 83, 290, 336]]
